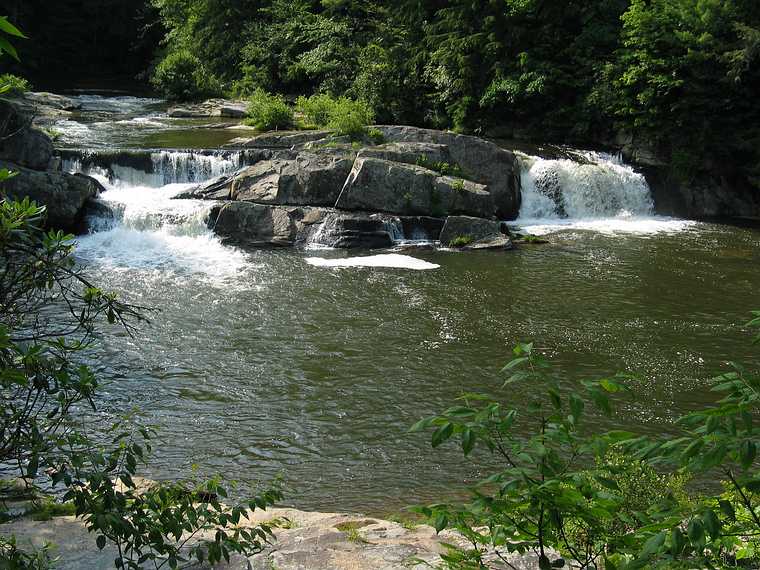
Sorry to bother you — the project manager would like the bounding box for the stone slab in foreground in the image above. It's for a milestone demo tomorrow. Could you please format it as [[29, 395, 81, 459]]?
[[1, 507, 544, 570]]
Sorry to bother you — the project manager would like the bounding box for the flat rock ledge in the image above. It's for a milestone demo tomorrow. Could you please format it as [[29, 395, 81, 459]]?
[[1, 507, 544, 570]]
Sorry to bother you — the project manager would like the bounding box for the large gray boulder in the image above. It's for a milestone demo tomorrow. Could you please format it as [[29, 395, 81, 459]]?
[[209, 202, 302, 246], [0, 100, 54, 170], [167, 98, 248, 118], [439, 215, 508, 247], [374, 126, 521, 219], [207, 203, 334, 247], [184, 152, 352, 205], [335, 157, 494, 218], [0, 161, 103, 232]]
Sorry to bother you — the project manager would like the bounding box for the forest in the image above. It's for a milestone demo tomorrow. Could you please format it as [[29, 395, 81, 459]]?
[[2, 0, 760, 191]]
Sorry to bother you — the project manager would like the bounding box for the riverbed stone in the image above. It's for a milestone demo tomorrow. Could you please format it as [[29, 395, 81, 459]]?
[[335, 157, 494, 218], [439, 215, 506, 247], [167, 98, 248, 118], [373, 125, 521, 219], [1, 506, 548, 570]]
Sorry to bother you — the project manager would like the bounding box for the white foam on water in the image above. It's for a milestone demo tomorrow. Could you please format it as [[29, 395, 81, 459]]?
[[515, 151, 696, 236], [305, 254, 440, 270], [72, 161, 250, 283], [514, 217, 699, 236]]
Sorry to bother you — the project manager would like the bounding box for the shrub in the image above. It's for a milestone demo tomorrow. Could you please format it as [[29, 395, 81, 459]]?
[[244, 88, 294, 131], [367, 127, 385, 145], [415, 155, 465, 179], [151, 49, 222, 101], [296, 93, 337, 128], [0, 73, 30, 95], [448, 235, 473, 247], [327, 97, 374, 139], [413, 315, 760, 570]]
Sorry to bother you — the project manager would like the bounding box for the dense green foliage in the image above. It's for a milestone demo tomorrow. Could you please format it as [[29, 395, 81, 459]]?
[[244, 88, 294, 130], [415, 317, 760, 569], [145, 0, 760, 193]]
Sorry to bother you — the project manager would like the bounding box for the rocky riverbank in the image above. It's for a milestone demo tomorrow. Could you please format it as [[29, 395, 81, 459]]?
[[0, 96, 102, 232], [2, 506, 544, 570]]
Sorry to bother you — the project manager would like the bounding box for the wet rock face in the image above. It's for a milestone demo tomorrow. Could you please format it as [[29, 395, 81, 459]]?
[[312, 214, 394, 249], [208, 202, 304, 247]]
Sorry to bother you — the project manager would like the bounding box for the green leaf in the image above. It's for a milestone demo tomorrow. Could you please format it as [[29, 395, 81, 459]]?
[[687, 519, 705, 549], [434, 513, 448, 533], [96, 535, 107, 550], [740, 440, 756, 469], [461, 428, 476, 456], [718, 499, 736, 521], [670, 527, 686, 557], [431, 423, 454, 448], [640, 531, 666, 557], [703, 509, 721, 540], [0, 17, 26, 38], [0, 36, 19, 61]]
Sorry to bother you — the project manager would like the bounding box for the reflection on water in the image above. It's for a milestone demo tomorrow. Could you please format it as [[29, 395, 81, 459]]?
[[78, 223, 760, 515]]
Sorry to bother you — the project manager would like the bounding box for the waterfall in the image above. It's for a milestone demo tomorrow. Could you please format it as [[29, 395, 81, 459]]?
[[517, 151, 653, 220], [67, 150, 249, 279], [62, 149, 260, 188], [305, 213, 341, 249], [514, 150, 697, 235]]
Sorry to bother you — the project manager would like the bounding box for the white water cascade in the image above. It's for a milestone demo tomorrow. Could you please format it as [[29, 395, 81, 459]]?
[[63, 150, 250, 187], [516, 151, 694, 235], [68, 151, 249, 280]]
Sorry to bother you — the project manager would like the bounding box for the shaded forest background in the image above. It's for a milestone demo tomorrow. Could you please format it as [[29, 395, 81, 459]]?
[[2, 0, 760, 195]]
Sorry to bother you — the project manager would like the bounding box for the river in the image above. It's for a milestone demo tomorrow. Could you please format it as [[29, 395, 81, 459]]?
[[53, 94, 760, 515]]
